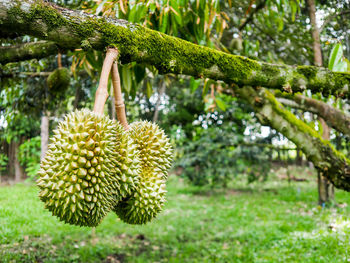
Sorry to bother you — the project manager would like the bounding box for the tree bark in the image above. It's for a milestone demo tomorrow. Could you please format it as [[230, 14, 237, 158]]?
[[234, 86, 350, 191], [12, 140, 24, 182], [0, 0, 350, 99], [40, 114, 49, 160], [0, 41, 59, 65], [318, 117, 334, 204], [276, 93, 350, 136], [307, 0, 323, 67]]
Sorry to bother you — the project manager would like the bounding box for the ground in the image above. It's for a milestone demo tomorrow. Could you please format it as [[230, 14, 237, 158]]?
[[1, 167, 350, 262]]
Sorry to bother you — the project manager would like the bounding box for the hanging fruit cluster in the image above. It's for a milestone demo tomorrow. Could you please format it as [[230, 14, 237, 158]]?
[[36, 49, 173, 227]]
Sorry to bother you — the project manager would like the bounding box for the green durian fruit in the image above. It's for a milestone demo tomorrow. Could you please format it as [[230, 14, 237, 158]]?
[[37, 109, 140, 227], [112, 125, 141, 200], [47, 68, 70, 92], [114, 170, 166, 224], [128, 121, 173, 179]]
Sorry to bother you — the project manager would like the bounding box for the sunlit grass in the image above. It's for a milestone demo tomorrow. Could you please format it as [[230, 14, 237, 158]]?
[[1, 172, 350, 262]]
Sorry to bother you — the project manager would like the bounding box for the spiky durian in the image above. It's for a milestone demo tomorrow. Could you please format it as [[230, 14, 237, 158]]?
[[114, 170, 166, 224], [128, 121, 173, 179], [112, 125, 141, 200], [37, 109, 140, 227]]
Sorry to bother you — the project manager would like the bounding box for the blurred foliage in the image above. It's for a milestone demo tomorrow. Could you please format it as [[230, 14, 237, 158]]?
[[0, 153, 8, 176]]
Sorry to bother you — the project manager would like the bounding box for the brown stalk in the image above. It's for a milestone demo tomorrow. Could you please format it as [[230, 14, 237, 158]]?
[[112, 61, 129, 130], [93, 48, 119, 115]]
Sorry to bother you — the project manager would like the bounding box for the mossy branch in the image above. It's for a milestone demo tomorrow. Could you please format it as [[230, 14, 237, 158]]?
[[276, 92, 350, 136], [1, 0, 350, 99], [0, 41, 59, 65], [234, 86, 350, 191]]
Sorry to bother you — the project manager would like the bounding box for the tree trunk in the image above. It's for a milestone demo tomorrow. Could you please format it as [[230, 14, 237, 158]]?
[[307, 0, 334, 204], [8, 141, 15, 179], [9, 139, 25, 182], [307, 0, 323, 67], [318, 117, 334, 205], [40, 114, 49, 160]]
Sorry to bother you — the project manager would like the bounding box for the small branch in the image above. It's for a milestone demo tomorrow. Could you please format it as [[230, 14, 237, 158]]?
[[0, 41, 59, 64], [93, 48, 118, 115], [239, 0, 267, 31], [320, 10, 350, 32], [112, 60, 128, 130], [276, 92, 350, 136]]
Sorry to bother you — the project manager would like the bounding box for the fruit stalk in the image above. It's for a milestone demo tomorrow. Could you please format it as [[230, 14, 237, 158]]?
[[112, 60, 129, 130], [93, 48, 119, 114]]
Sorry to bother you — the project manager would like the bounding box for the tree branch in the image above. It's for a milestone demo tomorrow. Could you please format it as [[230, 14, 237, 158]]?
[[320, 10, 350, 32], [234, 86, 350, 191], [0, 0, 350, 98], [276, 92, 350, 136], [239, 0, 267, 31], [0, 41, 59, 64]]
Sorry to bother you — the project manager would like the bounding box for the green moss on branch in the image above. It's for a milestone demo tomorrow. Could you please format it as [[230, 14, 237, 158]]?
[[0, 41, 59, 64]]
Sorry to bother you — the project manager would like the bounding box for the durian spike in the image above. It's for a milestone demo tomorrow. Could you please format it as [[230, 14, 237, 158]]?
[[93, 48, 119, 115], [112, 61, 129, 130]]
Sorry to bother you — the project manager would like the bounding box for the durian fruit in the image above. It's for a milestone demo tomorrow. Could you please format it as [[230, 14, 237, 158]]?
[[112, 125, 141, 200], [114, 169, 166, 224], [47, 67, 70, 92], [113, 121, 173, 224], [37, 109, 140, 227], [128, 121, 173, 179]]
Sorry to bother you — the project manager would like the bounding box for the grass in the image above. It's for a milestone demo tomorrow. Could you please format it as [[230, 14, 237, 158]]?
[[1, 170, 350, 262]]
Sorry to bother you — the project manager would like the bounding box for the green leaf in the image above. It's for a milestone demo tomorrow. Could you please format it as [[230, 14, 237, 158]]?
[[328, 43, 343, 71], [333, 60, 347, 72], [146, 81, 153, 98], [134, 65, 146, 83], [190, 77, 201, 93], [160, 10, 168, 33], [345, 58, 350, 73], [121, 67, 131, 94], [215, 97, 227, 111], [202, 79, 210, 97]]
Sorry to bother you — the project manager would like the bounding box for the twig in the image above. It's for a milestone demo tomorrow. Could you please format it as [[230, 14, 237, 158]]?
[[320, 10, 350, 32], [239, 0, 267, 31]]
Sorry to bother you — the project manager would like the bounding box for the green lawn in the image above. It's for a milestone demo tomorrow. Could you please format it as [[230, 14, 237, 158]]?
[[1, 173, 350, 262]]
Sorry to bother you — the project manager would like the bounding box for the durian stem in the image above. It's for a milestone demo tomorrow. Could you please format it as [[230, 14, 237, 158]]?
[[93, 48, 119, 115], [112, 61, 129, 130]]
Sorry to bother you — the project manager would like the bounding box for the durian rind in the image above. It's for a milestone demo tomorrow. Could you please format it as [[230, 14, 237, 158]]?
[[114, 170, 166, 225], [37, 109, 139, 227], [112, 124, 141, 201], [128, 121, 173, 179]]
